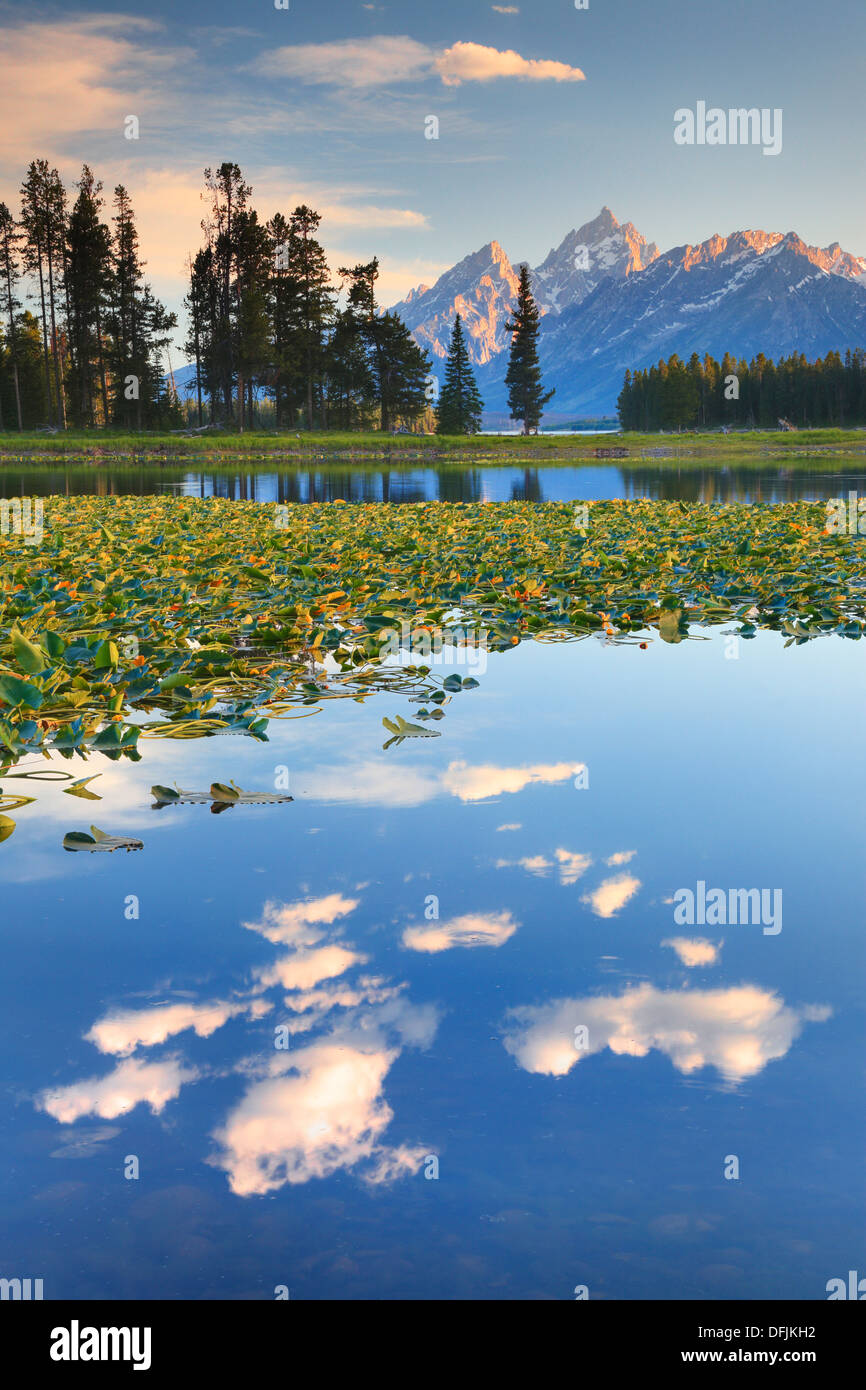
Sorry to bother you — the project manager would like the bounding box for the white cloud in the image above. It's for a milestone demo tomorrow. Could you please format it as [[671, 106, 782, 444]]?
[[210, 1033, 429, 1194], [255, 36, 434, 88], [38, 1057, 197, 1123], [606, 850, 637, 867], [582, 873, 641, 918], [555, 848, 594, 886], [253, 36, 584, 91], [442, 760, 581, 802], [85, 998, 271, 1056], [663, 937, 721, 968], [243, 894, 359, 947], [435, 42, 585, 87], [503, 984, 832, 1084], [255, 944, 367, 993], [496, 854, 552, 876], [403, 910, 518, 953]]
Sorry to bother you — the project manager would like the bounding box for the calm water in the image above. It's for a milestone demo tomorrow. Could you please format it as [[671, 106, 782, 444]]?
[[3, 459, 866, 503], [1, 628, 863, 1300]]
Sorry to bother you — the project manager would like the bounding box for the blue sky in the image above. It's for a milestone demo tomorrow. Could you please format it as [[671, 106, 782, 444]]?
[[0, 0, 863, 348]]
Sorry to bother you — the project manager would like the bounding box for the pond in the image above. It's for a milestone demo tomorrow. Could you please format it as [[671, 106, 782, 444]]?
[[1, 620, 863, 1300], [2, 457, 866, 504]]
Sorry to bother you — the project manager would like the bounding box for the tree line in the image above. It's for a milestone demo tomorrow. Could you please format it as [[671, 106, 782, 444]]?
[[617, 348, 866, 431], [0, 161, 179, 431], [184, 166, 553, 435], [0, 160, 556, 435]]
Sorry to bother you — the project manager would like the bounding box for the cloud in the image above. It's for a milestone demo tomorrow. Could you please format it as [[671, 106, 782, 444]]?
[[663, 937, 721, 968], [495, 848, 592, 885], [301, 759, 582, 807], [255, 944, 367, 993], [243, 894, 359, 947], [582, 873, 641, 918], [255, 36, 433, 88], [555, 849, 594, 886], [496, 823, 522, 832], [254, 36, 584, 90], [442, 760, 581, 802], [403, 910, 518, 953], [496, 854, 552, 877], [210, 1030, 431, 1195], [606, 850, 636, 867], [492, 5, 520, 12], [503, 984, 832, 1084], [36, 888, 440, 1192], [435, 42, 585, 87], [0, 16, 187, 164], [38, 1057, 197, 1123], [85, 998, 271, 1056]]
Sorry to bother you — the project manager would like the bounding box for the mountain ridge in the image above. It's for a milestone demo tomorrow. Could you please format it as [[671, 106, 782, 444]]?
[[390, 210, 866, 416]]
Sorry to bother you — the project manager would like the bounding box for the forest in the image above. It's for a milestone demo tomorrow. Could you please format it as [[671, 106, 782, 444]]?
[[0, 160, 432, 434], [617, 348, 866, 431]]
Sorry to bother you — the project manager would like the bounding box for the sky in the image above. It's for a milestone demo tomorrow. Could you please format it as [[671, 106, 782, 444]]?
[[0, 0, 863, 354]]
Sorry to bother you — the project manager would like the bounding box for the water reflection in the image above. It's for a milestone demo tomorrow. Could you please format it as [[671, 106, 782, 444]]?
[[38, 888, 442, 1198], [502, 984, 831, 1085], [4, 460, 866, 502], [3, 629, 863, 1298]]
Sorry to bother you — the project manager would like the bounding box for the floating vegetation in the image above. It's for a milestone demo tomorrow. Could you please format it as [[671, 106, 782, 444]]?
[[62, 827, 143, 853], [382, 715, 442, 749], [150, 781, 294, 811], [1, 497, 863, 773]]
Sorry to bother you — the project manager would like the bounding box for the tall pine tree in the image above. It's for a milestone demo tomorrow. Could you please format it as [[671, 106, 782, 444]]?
[[504, 264, 553, 434], [436, 314, 483, 434]]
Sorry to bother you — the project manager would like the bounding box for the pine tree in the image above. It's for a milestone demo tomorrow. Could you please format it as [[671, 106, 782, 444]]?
[[286, 206, 333, 429], [20, 159, 68, 427], [504, 264, 553, 434], [436, 314, 483, 434], [65, 166, 112, 425], [0, 202, 24, 429], [336, 259, 429, 430], [0, 311, 47, 428]]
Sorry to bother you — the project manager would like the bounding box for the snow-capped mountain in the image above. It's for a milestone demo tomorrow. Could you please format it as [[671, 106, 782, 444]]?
[[531, 206, 658, 314], [392, 240, 523, 366], [392, 212, 866, 416], [391, 206, 656, 366]]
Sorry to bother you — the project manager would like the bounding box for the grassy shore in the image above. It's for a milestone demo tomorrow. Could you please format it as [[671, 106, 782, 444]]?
[[1, 426, 865, 465]]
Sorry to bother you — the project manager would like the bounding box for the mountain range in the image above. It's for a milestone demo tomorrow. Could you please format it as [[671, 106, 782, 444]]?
[[390, 207, 866, 418]]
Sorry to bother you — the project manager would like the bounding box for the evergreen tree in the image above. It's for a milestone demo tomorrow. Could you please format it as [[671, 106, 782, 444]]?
[[105, 185, 178, 429], [0, 202, 24, 429], [0, 311, 47, 428], [337, 259, 429, 430], [504, 264, 553, 434], [65, 166, 112, 425], [436, 314, 483, 434], [266, 213, 301, 427], [20, 159, 68, 427], [286, 206, 333, 429]]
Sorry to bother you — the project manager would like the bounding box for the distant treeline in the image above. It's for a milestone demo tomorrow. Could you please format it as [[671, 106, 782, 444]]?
[[617, 349, 866, 430]]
